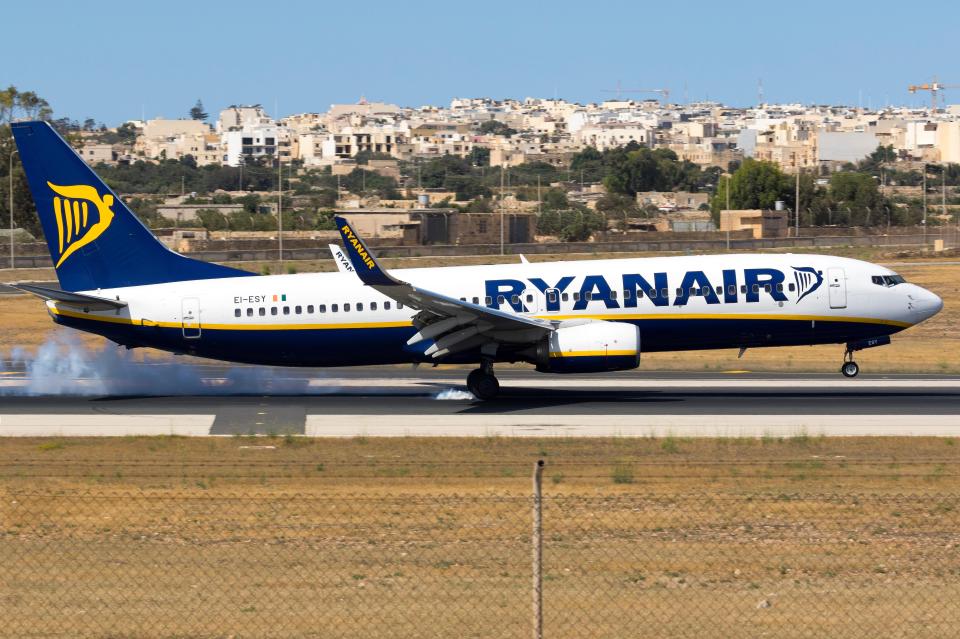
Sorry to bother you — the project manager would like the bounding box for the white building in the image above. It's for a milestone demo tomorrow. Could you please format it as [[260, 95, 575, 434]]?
[[222, 126, 290, 167]]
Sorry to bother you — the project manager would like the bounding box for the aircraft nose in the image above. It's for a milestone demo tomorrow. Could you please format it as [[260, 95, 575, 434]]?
[[910, 287, 943, 321]]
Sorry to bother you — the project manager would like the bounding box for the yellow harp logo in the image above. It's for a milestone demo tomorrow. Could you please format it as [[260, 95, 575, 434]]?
[[47, 182, 115, 268]]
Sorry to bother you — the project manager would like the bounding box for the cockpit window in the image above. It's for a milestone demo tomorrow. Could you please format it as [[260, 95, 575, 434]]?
[[872, 274, 906, 287]]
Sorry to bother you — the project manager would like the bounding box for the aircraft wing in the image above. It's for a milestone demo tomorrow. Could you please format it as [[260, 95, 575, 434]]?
[[335, 216, 553, 359], [11, 283, 127, 310]]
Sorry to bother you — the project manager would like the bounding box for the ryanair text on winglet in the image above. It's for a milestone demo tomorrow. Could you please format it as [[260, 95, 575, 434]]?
[[340, 224, 376, 270]]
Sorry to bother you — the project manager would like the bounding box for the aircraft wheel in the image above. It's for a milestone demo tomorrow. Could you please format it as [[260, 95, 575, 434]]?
[[467, 369, 500, 400], [841, 361, 859, 378]]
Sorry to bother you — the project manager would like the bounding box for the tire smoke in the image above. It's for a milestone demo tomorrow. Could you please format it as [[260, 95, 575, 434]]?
[[0, 334, 334, 396]]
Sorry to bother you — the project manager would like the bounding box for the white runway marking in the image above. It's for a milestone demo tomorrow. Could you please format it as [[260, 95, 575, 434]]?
[[307, 377, 960, 390], [0, 415, 215, 437], [305, 414, 960, 438]]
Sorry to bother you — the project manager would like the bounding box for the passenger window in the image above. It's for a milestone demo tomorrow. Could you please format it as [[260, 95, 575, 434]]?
[[484, 296, 492, 305], [610, 291, 617, 300], [525, 294, 533, 303], [689, 288, 696, 296], [331, 304, 338, 312], [764, 284, 771, 293], [234, 308, 241, 317], [649, 289, 657, 299], [716, 286, 722, 295], [547, 290, 557, 303], [510, 295, 519, 305], [676, 288, 683, 296], [246, 308, 253, 317], [636, 289, 643, 299], [741, 285, 747, 294], [319, 304, 326, 313], [283, 306, 290, 315], [573, 292, 581, 301], [344, 303, 351, 312], [727, 285, 735, 296], [752, 284, 759, 293], [307, 305, 314, 313], [787, 284, 795, 292], [584, 292, 593, 301], [397, 302, 403, 309], [660, 288, 668, 298], [370, 302, 377, 311], [623, 289, 632, 300], [562, 293, 569, 302], [357, 303, 363, 312], [259, 308, 266, 316], [384, 301, 391, 310], [775, 284, 783, 292], [271, 307, 278, 315], [472, 297, 479, 304], [295, 305, 302, 314]]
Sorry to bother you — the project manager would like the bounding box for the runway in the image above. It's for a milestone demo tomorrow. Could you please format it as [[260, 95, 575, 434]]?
[[1, 368, 958, 437]]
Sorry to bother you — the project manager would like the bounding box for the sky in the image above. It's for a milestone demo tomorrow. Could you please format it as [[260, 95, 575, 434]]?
[[3, 0, 958, 125]]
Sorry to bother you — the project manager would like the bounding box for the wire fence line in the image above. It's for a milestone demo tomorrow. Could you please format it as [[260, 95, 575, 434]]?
[[2, 487, 959, 638]]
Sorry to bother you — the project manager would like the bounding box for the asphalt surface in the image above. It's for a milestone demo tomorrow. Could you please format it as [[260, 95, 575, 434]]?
[[1, 368, 958, 435]]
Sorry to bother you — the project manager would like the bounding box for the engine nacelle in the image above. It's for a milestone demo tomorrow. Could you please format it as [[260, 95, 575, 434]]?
[[532, 322, 640, 374]]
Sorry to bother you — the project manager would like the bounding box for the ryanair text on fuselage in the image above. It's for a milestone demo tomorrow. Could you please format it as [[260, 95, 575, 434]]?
[[485, 266, 824, 312]]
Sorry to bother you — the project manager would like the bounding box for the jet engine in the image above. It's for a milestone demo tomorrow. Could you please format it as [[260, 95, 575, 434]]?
[[527, 321, 640, 373]]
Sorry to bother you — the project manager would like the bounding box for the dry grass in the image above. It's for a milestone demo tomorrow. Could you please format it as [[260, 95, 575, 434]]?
[[1, 436, 959, 638]]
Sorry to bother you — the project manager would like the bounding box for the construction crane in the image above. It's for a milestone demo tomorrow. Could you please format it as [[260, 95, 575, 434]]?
[[601, 81, 671, 103], [908, 77, 960, 111]]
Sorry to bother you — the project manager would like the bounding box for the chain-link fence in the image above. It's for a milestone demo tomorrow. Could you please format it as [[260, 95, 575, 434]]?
[[2, 484, 959, 638]]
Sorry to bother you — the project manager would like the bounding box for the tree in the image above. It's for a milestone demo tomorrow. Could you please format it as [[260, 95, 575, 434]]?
[[196, 209, 228, 231], [1, 86, 54, 238], [189, 99, 208, 122], [478, 120, 517, 137], [569, 146, 605, 183], [829, 172, 887, 225], [594, 146, 708, 196], [709, 158, 793, 222], [116, 122, 138, 144], [468, 146, 490, 167], [541, 188, 569, 210]]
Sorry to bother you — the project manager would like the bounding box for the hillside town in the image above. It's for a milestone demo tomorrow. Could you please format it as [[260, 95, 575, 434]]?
[[86, 97, 960, 171], [3, 89, 960, 266]]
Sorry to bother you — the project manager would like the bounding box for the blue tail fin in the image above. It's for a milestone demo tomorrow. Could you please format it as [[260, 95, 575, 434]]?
[[11, 121, 252, 291]]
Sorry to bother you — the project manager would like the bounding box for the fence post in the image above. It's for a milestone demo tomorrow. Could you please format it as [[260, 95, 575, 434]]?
[[532, 459, 545, 639]]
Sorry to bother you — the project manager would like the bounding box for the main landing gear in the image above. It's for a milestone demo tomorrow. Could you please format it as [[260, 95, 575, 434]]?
[[840, 350, 859, 378], [467, 359, 500, 400]]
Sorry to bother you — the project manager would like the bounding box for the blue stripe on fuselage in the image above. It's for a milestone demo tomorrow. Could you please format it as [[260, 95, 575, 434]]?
[[52, 313, 906, 367]]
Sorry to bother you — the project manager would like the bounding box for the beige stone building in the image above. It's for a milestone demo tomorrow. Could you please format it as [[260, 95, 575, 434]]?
[[720, 209, 788, 239]]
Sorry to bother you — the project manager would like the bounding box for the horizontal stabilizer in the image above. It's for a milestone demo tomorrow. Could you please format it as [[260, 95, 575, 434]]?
[[11, 283, 127, 310]]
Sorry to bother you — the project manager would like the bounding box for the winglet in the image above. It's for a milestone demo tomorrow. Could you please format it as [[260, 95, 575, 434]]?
[[334, 216, 395, 287], [328, 243, 355, 273]]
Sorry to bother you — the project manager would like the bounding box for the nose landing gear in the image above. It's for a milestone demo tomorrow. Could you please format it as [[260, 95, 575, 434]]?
[[840, 347, 860, 378], [841, 357, 860, 378], [466, 358, 500, 400]]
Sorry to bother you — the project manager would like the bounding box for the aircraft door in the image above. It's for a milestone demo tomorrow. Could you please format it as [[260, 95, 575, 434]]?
[[543, 288, 560, 313], [827, 268, 847, 309], [182, 297, 202, 339]]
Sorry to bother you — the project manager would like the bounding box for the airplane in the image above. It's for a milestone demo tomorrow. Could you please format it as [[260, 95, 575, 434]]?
[[9, 121, 944, 399]]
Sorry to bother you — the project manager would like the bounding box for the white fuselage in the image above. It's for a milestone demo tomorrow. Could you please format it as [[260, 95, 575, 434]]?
[[47, 253, 942, 368]]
